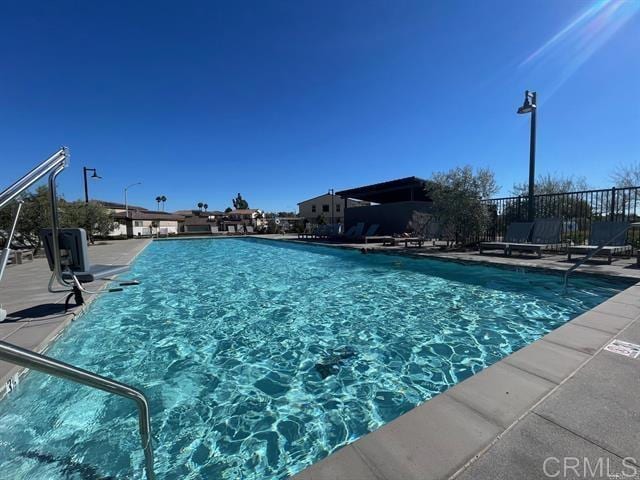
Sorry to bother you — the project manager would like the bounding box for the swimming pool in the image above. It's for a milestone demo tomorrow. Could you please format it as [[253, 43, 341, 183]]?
[[0, 238, 631, 479]]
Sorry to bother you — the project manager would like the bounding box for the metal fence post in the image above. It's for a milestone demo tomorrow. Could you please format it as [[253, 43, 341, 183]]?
[[610, 187, 616, 221]]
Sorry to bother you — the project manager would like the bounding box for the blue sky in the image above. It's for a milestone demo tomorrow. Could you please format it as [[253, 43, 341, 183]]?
[[1, 0, 638, 212]]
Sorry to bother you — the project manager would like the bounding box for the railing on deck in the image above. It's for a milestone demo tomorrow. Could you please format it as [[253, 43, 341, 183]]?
[[480, 186, 640, 252]]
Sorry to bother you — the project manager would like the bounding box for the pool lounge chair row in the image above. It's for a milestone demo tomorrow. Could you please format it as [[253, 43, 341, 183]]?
[[298, 222, 379, 242], [480, 219, 562, 257], [481, 220, 632, 264]]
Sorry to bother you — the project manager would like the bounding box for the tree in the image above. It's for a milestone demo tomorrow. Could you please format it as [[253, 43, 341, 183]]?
[[224, 207, 232, 213], [60, 201, 115, 240], [426, 166, 499, 246], [197, 202, 204, 211], [161, 195, 167, 211], [611, 162, 640, 188], [203, 203, 208, 211], [0, 186, 51, 252], [156, 196, 162, 210], [232, 193, 248, 210], [0, 187, 115, 252], [511, 173, 589, 196]]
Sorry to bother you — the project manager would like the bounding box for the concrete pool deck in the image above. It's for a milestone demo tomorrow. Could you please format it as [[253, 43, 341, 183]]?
[[0, 238, 151, 397], [2, 235, 639, 479]]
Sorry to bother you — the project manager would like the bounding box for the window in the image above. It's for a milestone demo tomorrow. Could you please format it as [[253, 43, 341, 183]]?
[[311, 205, 316, 213], [134, 221, 143, 227], [336, 204, 341, 212], [322, 204, 329, 213]]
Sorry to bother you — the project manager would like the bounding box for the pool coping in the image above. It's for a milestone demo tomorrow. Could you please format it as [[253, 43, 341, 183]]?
[[0, 238, 152, 400]]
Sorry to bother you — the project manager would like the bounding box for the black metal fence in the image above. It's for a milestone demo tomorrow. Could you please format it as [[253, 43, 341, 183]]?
[[480, 186, 640, 251]]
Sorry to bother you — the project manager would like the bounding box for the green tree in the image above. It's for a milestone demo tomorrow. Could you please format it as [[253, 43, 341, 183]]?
[[0, 186, 51, 252], [224, 207, 233, 213], [232, 193, 249, 210], [0, 187, 114, 252], [426, 166, 498, 246]]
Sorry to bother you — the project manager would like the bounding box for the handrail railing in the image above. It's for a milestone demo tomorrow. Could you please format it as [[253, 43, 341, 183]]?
[[0, 148, 68, 210], [0, 340, 156, 480], [563, 222, 640, 288]]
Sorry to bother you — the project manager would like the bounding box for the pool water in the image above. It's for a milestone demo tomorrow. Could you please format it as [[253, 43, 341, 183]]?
[[0, 238, 631, 479]]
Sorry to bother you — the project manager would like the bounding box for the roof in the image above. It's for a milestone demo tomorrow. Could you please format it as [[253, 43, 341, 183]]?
[[183, 215, 213, 226], [297, 193, 334, 205], [174, 210, 225, 217], [335, 176, 431, 204], [113, 210, 185, 221], [227, 209, 259, 215], [98, 200, 147, 211]]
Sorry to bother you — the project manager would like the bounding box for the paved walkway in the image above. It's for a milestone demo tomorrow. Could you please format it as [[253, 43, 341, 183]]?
[[0, 238, 150, 396]]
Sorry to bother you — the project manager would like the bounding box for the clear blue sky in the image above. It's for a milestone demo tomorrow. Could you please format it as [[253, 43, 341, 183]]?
[[2, 0, 638, 212]]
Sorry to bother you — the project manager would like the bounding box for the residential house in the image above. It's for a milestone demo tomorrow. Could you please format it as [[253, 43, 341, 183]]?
[[297, 193, 369, 224], [223, 209, 264, 231], [112, 210, 185, 237], [175, 210, 225, 234]]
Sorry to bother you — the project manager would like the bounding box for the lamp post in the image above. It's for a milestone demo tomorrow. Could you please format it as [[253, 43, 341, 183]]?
[[328, 188, 335, 225], [517, 90, 537, 222], [124, 182, 142, 218], [83, 167, 101, 203]]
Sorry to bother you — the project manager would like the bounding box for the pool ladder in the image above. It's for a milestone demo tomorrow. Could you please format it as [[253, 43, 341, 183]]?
[[0, 340, 156, 480], [563, 222, 640, 289]]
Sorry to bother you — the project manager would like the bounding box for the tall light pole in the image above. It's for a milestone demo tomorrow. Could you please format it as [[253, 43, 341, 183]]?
[[124, 182, 142, 218], [83, 167, 101, 203], [517, 90, 537, 222], [328, 188, 335, 225]]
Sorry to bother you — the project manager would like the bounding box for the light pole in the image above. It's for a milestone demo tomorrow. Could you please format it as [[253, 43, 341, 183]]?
[[328, 188, 334, 225], [83, 167, 101, 203], [124, 182, 142, 218], [517, 90, 537, 222]]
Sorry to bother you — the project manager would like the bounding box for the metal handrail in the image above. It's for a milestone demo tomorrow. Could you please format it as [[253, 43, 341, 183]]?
[[563, 222, 640, 288], [0, 148, 68, 210], [0, 340, 156, 480]]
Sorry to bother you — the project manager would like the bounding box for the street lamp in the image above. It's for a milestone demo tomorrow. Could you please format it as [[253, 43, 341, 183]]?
[[124, 182, 142, 218], [517, 90, 537, 222], [328, 188, 335, 225], [83, 167, 101, 203]]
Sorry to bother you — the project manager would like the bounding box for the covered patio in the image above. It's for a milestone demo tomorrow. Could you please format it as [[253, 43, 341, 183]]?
[[336, 176, 432, 235]]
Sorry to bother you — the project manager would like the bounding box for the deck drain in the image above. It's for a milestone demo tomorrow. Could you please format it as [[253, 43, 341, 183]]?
[[604, 340, 640, 359]]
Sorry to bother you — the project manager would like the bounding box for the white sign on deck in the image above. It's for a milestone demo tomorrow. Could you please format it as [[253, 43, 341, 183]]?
[[604, 340, 640, 359]]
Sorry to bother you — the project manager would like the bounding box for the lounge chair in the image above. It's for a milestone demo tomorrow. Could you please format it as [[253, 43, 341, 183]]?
[[479, 222, 533, 255], [568, 221, 631, 264], [391, 233, 424, 248], [227, 225, 236, 234], [211, 226, 219, 234], [507, 218, 562, 257], [246, 225, 254, 234], [341, 222, 365, 241]]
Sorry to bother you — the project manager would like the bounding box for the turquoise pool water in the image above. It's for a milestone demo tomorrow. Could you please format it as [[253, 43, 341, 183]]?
[[0, 238, 631, 479]]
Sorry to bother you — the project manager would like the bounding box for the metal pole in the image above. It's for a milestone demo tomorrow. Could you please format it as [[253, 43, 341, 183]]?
[[125, 189, 128, 218], [527, 93, 537, 222], [83, 167, 89, 204], [0, 340, 155, 480]]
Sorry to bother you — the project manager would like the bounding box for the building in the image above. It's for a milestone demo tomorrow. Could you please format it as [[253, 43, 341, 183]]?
[[297, 193, 369, 224], [223, 209, 265, 230], [175, 210, 225, 234], [335, 177, 432, 235], [112, 210, 185, 237]]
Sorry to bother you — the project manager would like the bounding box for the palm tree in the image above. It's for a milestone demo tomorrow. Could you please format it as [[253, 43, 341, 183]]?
[[203, 203, 208, 211], [155, 196, 162, 210], [161, 195, 167, 211], [197, 202, 203, 211]]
